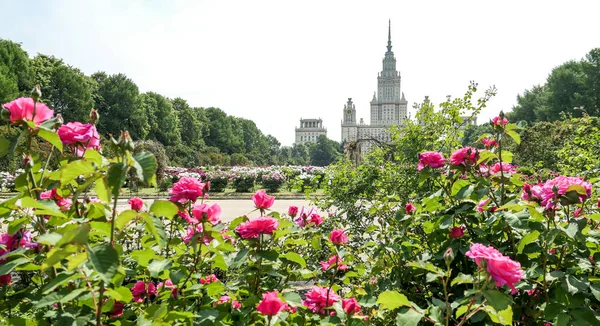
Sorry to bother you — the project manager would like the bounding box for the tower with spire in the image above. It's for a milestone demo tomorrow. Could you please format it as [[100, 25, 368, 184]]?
[[341, 20, 408, 153]]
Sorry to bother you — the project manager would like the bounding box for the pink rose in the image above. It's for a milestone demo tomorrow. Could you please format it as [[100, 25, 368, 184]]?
[[191, 203, 222, 224], [3, 97, 54, 125], [492, 116, 508, 127], [405, 203, 416, 214], [58, 122, 101, 157], [449, 147, 478, 166], [481, 138, 498, 148], [182, 224, 212, 245], [539, 176, 592, 207], [128, 197, 144, 212], [131, 281, 156, 302], [342, 298, 361, 315], [294, 208, 324, 227], [288, 205, 299, 217], [157, 279, 177, 299], [320, 255, 348, 271], [417, 151, 446, 170], [449, 226, 465, 238], [218, 295, 241, 309], [477, 199, 490, 213], [109, 301, 124, 318], [329, 229, 348, 245], [200, 274, 219, 284], [521, 183, 543, 202], [302, 286, 340, 314], [235, 217, 279, 239], [169, 177, 205, 204], [489, 162, 516, 174], [0, 274, 11, 285], [256, 291, 287, 316], [252, 190, 275, 210], [466, 243, 524, 294], [573, 207, 583, 217], [597, 198, 600, 208]]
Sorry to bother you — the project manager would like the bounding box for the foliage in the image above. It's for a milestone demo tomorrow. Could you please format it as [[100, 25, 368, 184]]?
[[230, 169, 257, 193], [260, 171, 287, 193], [205, 169, 229, 192], [309, 135, 342, 167], [508, 48, 600, 123]]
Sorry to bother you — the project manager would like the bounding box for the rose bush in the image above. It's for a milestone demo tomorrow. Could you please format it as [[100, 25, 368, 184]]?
[[1, 89, 599, 325]]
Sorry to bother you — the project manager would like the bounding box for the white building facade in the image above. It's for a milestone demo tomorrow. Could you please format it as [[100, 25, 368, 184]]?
[[341, 21, 408, 153], [295, 118, 327, 144]]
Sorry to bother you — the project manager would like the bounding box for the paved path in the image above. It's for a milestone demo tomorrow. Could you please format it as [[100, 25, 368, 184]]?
[[117, 199, 313, 222]]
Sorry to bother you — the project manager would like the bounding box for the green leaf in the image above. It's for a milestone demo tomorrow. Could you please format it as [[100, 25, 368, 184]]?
[[148, 259, 172, 278], [311, 234, 322, 250], [566, 184, 587, 196], [451, 179, 470, 196], [130, 249, 157, 267], [377, 290, 411, 311], [477, 150, 497, 164], [87, 244, 119, 284], [37, 127, 63, 152], [500, 151, 513, 163], [150, 200, 178, 218], [56, 224, 90, 247], [8, 217, 29, 235], [42, 271, 77, 294], [95, 177, 110, 204], [483, 305, 513, 326], [165, 311, 196, 322], [556, 313, 570, 326], [60, 160, 95, 184], [451, 273, 474, 286], [0, 257, 29, 275], [517, 230, 540, 254], [281, 252, 306, 268], [133, 152, 157, 186], [205, 281, 225, 297], [115, 210, 138, 230], [230, 249, 249, 268], [106, 286, 134, 303], [283, 292, 302, 307], [107, 163, 127, 197], [505, 130, 521, 145], [0, 137, 9, 157], [564, 222, 579, 239], [396, 307, 423, 326], [66, 252, 87, 271], [141, 213, 167, 249], [37, 232, 63, 246], [42, 246, 77, 270], [482, 290, 512, 311], [563, 275, 588, 295]]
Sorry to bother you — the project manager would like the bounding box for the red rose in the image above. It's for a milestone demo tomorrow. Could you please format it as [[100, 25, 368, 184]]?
[[57, 122, 101, 157], [128, 197, 144, 212], [252, 190, 275, 210], [329, 229, 348, 245], [235, 217, 279, 239], [3, 97, 54, 125], [256, 291, 287, 316]]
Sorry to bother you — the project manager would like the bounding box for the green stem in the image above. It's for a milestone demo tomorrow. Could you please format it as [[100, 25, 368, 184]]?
[[38, 146, 54, 186], [109, 191, 119, 246], [96, 281, 105, 326]]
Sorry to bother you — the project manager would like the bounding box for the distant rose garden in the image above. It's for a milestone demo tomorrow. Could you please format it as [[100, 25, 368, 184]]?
[[1, 88, 599, 325]]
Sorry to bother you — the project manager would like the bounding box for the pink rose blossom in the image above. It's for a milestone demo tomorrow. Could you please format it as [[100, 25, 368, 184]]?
[[288, 205, 299, 217], [252, 190, 275, 210], [256, 291, 287, 316], [329, 229, 348, 245], [466, 243, 524, 294], [157, 279, 177, 298], [128, 197, 144, 212], [417, 151, 446, 170], [320, 255, 349, 271], [131, 281, 156, 303], [492, 116, 508, 127], [302, 286, 341, 314], [169, 177, 205, 204], [3, 97, 54, 125], [294, 207, 324, 227], [449, 147, 478, 166], [191, 203, 222, 224], [218, 295, 241, 309], [235, 217, 279, 239], [110, 302, 124, 318], [490, 162, 516, 174], [538, 176, 592, 207], [573, 207, 583, 217], [0, 274, 11, 285], [481, 138, 498, 148], [57, 122, 101, 157], [342, 298, 361, 315], [182, 224, 212, 245], [449, 226, 465, 238], [405, 203, 416, 214], [521, 183, 543, 202], [200, 274, 219, 284]]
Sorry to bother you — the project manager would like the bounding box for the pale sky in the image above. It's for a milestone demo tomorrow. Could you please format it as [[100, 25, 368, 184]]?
[[2, 0, 599, 145]]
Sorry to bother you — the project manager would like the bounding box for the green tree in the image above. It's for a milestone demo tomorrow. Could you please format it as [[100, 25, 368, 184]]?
[[508, 85, 548, 123], [93, 73, 149, 139], [140, 92, 180, 146], [203, 107, 243, 154], [172, 98, 205, 149], [0, 39, 32, 93], [582, 48, 600, 116], [309, 135, 341, 166], [30, 54, 96, 123]]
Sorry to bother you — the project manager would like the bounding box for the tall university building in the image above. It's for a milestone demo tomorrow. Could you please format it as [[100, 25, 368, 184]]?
[[341, 20, 408, 154]]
